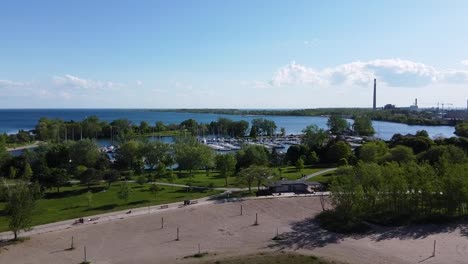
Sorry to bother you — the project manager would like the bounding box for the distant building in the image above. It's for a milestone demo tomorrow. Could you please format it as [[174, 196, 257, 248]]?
[[383, 104, 396, 110], [257, 180, 323, 196], [373, 79, 377, 110], [409, 98, 419, 111]]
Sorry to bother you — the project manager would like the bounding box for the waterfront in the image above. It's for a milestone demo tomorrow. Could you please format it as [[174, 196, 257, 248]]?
[[0, 109, 456, 140]]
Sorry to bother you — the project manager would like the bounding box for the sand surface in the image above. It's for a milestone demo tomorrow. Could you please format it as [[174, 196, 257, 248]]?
[[1, 196, 468, 264]]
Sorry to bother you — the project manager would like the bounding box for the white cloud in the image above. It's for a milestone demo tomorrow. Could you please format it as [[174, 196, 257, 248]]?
[[53, 74, 122, 90], [0, 79, 27, 88], [136, 80, 143, 86], [462, 60, 468, 66], [269, 59, 468, 88]]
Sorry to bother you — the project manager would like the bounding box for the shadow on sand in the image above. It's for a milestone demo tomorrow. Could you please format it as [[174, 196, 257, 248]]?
[[268, 216, 468, 251]]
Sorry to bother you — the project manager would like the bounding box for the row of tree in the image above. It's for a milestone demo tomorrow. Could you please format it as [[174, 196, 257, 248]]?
[[32, 116, 280, 143]]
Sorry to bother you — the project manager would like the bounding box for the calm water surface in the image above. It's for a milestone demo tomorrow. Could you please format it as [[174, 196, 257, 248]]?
[[0, 109, 455, 140]]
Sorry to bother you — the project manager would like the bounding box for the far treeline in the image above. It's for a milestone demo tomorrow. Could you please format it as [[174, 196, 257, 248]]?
[[171, 108, 462, 126], [1, 116, 281, 146]]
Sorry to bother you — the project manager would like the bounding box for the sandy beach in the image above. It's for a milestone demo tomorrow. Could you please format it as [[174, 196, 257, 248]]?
[[1, 196, 467, 264]]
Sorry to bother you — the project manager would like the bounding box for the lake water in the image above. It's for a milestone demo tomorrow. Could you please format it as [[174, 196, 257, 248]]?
[[0, 109, 455, 140]]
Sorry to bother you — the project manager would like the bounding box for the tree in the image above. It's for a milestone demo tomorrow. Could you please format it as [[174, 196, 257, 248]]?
[[141, 141, 172, 170], [384, 145, 415, 164], [117, 182, 130, 203], [286, 145, 308, 164], [326, 141, 352, 163], [235, 145, 270, 170], [455, 122, 468, 138], [302, 125, 329, 150], [139, 121, 150, 134], [86, 190, 93, 207], [174, 137, 214, 181], [295, 157, 305, 172], [327, 115, 349, 135], [136, 175, 147, 185], [79, 168, 102, 190], [353, 116, 375, 136], [280, 127, 286, 137], [358, 141, 388, 163], [69, 139, 101, 168], [103, 169, 120, 188], [215, 154, 237, 186], [4, 182, 38, 240], [115, 140, 143, 171], [238, 166, 272, 193], [307, 151, 319, 165], [48, 168, 70, 192], [9, 166, 17, 179], [21, 163, 33, 181], [251, 118, 277, 136], [149, 184, 159, 199]]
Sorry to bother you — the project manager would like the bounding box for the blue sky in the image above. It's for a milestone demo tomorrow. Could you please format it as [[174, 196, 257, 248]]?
[[1, 0, 468, 108]]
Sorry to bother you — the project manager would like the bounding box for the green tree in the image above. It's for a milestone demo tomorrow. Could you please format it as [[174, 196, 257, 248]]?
[[141, 141, 172, 170], [384, 145, 415, 164], [136, 175, 147, 185], [326, 141, 352, 163], [358, 141, 389, 163], [21, 163, 33, 181], [235, 145, 270, 170], [85, 190, 93, 207], [69, 139, 101, 168], [174, 137, 214, 182], [117, 182, 130, 203], [48, 168, 70, 193], [352, 116, 375, 136], [238, 165, 272, 193], [9, 166, 17, 179], [302, 125, 329, 150], [79, 168, 102, 190], [455, 122, 468, 138], [115, 140, 143, 171], [4, 182, 38, 240], [327, 115, 349, 135], [215, 154, 237, 186], [103, 169, 120, 188], [295, 157, 304, 172]]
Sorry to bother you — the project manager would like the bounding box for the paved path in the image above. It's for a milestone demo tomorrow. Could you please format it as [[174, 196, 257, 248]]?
[[0, 191, 329, 241], [6, 141, 43, 152], [302, 167, 337, 181]]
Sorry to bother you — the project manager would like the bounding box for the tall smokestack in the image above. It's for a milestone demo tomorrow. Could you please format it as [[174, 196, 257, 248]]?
[[373, 79, 377, 110]]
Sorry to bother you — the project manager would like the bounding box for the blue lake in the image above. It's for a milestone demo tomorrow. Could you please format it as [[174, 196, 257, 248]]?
[[0, 109, 455, 140]]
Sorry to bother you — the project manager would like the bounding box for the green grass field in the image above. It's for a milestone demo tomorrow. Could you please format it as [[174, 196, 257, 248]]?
[[195, 252, 341, 264], [273, 166, 324, 181], [308, 170, 337, 184], [154, 166, 327, 188], [0, 183, 220, 232]]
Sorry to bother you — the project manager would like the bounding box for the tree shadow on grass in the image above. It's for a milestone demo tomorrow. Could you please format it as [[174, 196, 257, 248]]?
[[267, 217, 347, 251], [127, 200, 150, 206], [44, 186, 106, 199], [85, 204, 118, 211], [60, 205, 87, 211]]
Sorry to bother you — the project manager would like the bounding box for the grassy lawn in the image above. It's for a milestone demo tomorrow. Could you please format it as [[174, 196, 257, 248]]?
[[0, 182, 220, 232], [308, 171, 338, 184], [195, 252, 341, 264], [273, 166, 324, 181], [153, 170, 245, 188]]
